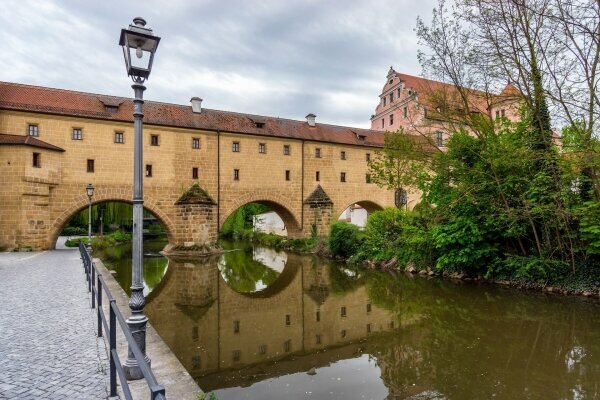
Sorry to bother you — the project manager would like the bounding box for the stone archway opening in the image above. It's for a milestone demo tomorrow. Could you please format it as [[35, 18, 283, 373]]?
[[53, 199, 173, 250], [220, 200, 302, 239], [337, 201, 385, 229]]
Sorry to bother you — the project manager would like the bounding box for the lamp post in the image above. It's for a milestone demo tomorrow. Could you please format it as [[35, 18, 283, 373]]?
[[119, 17, 160, 381], [86, 183, 94, 253]]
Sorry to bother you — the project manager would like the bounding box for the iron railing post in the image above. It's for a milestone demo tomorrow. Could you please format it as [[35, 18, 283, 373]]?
[[97, 274, 102, 337], [109, 300, 117, 397], [91, 264, 96, 309]]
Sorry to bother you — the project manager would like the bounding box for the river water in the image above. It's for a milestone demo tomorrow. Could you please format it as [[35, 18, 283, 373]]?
[[98, 239, 600, 399]]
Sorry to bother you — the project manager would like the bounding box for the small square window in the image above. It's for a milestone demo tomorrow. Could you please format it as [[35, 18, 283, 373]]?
[[72, 128, 82, 140], [315, 148, 321, 158], [436, 131, 444, 147], [366, 174, 371, 183], [383, 97, 386, 106], [501, 109, 506, 117], [259, 143, 266, 154], [232, 142, 240, 152], [87, 159, 95, 173], [316, 171, 320, 182], [150, 135, 159, 146], [232, 350, 241, 362], [115, 132, 124, 144], [367, 303, 372, 313], [367, 323, 372, 333], [341, 306, 347, 317], [192, 326, 199, 341], [233, 169, 240, 180], [146, 164, 153, 177], [283, 145, 290, 155], [316, 335, 322, 345], [381, 118, 385, 129], [285, 170, 290, 181], [389, 114, 394, 125], [285, 314, 291, 326], [316, 311, 320, 322], [28, 124, 39, 137], [234, 320, 240, 334], [192, 138, 200, 149], [32, 152, 41, 168], [192, 167, 199, 179], [340, 172, 346, 183], [284, 340, 291, 353], [341, 329, 347, 338], [340, 151, 346, 160], [366, 153, 370, 162], [390, 93, 394, 103]]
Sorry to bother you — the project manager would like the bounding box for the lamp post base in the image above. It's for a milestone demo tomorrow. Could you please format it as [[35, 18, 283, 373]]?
[[123, 313, 151, 380]]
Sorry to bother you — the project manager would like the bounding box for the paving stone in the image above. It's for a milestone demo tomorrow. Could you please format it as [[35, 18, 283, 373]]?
[[0, 249, 111, 399]]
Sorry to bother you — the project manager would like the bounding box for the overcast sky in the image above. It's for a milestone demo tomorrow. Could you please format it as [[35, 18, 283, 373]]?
[[0, 0, 437, 128]]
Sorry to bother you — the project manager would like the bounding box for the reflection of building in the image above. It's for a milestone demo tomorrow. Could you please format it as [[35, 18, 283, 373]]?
[[252, 246, 287, 273], [144, 253, 396, 392], [252, 211, 287, 236]]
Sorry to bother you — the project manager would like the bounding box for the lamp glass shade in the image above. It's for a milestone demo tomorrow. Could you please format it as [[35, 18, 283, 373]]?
[[86, 184, 95, 198]]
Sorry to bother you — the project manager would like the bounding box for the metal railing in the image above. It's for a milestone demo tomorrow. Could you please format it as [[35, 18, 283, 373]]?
[[78, 242, 166, 400]]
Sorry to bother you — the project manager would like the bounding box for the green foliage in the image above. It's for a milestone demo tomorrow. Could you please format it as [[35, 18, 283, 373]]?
[[328, 221, 363, 259], [64, 230, 132, 249], [221, 203, 271, 239], [61, 226, 87, 236]]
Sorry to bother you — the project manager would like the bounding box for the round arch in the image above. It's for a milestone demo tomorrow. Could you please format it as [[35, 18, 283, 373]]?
[[220, 194, 302, 237], [49, 191, 176, 249]]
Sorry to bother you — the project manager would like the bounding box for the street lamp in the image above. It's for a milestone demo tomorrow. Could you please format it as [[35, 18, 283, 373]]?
[[119, 17, 160, 381], [86, 183, 94, 253]]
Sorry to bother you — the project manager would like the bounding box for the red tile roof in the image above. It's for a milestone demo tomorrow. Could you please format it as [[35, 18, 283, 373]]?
[[0, 133, 65, 152], [0, 81, 390, 148]]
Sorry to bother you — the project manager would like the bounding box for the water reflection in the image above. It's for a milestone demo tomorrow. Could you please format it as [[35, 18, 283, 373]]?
[[105, 240, 600, 399]]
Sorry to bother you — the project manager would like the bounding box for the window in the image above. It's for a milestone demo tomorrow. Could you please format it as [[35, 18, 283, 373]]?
[[316, 311, 320, 322], [284, 340, 291, 353], [32, 152, 41, 168], [191, 355, 201, 369], [367, 303, 372, 313], [192, 167, 199, 179], [72, 128, 82, 140], [340, 151, 346, 160], [233, 320, 240, 334], [383, 97, 386, 106], [316, 171, 320, 182], [232, 350, 241, 362], [105, 105, 118, 113], [403, 107, 408, 118], [436, 131, 444, 147], [150, 135, 159, 146], [115, 132, 124, 144], [259, 143, 266, 154], [232, 141, 240, 152], [285, 170, 290, 181], [367, 324, 372, 333], [255, 122, 265, 129], [87, 159, 95, 173], [495, 110, 500, 118], [145, 164, 153, 177], [341, 306, 347, 318], [366, 153, 370, 162], [233, 169, 240, 180], [398, 88, 402, 97], [285, 315, 291, 326], [28, 124, 39, 137], [501, 109, 506, 117], [389, 114, 394, 125], [192, 138, 200, 149], [316, 335, 322, 345], [192, 326, 199, 341], [341, 330, 347, 338], [340, 172, 346, 183], [315, 148, 321, 158], [366, 174, 371, 183], [283, 145, 290, 155], [389, 93, 393, 103], [259, 345, 267, 355], [381, 118, 384, 129]]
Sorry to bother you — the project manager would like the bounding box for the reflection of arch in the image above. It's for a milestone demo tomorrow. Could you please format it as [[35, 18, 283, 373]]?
[[220, 195, 302, 237], [49, 190, 176, 249], [335, 200, 385, 224], [219, 258, 300, 299]]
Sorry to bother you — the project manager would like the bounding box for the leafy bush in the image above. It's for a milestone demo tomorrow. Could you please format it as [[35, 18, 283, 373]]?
[[328, 221, 363, 259], [61, 226, 87, 236]]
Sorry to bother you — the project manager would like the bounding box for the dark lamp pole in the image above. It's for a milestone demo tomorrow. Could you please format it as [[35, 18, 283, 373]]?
[[86, 183, 94, 254], [119, 17, 160, 381]]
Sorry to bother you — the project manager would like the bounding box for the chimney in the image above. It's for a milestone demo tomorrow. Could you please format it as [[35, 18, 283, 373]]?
[[190, 97, 203, 113], [306, 113, 316, 127]]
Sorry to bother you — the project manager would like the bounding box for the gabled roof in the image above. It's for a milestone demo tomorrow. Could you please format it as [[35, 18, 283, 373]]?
[[0, 81, 387, 148], [175, 183, 216, 205], [0, 133, 65, 152], [304, 185, 333, 205]]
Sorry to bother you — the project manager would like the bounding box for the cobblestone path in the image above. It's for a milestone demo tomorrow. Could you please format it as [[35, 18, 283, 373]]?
[[0, 249, 110, 399]]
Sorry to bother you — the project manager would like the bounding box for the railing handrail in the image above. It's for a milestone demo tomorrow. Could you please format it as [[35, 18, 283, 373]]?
[[78, 241, 166, 400]]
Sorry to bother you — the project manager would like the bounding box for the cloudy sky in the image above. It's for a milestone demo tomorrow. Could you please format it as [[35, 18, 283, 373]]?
[[0, 0, 437, 128]]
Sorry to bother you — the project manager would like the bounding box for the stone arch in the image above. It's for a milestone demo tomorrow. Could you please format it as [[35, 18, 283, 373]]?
[[220, 193, 302, 237], [334, 200, 385, 227], [48, 188, 176, 249]]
